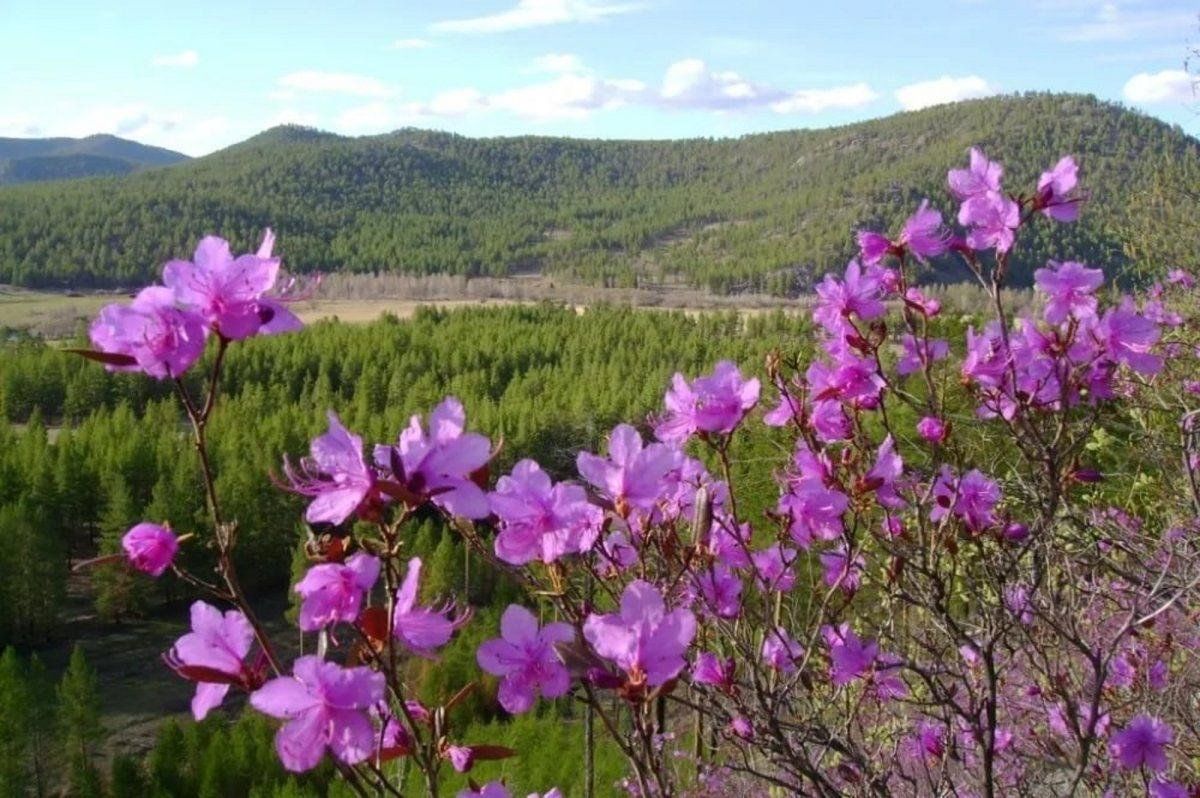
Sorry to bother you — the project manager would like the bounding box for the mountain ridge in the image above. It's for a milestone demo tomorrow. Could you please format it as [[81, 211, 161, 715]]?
[[0, 134, 189, 186], [1, 93, 1196, 292]]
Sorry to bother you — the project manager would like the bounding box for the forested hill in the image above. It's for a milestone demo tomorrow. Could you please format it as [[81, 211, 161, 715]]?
[[0, 134, 188, 186], [1, 93, 1196, 293]]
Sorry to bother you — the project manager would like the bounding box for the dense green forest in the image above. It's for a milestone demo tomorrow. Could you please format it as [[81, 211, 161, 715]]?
[[1, 93, 1196, 293], [0, 305, 811, 795]]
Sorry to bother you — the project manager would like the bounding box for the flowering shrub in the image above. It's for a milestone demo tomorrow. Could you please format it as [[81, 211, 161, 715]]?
[[82, 148, 1199, 797]]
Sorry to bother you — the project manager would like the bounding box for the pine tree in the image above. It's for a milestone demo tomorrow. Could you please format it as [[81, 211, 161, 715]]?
[[109, 754, 148, 797], [57, 645, 104, 798], [94, 473, 145, 619], [0, 647, 30, 795], [26, 654, 53, 798]]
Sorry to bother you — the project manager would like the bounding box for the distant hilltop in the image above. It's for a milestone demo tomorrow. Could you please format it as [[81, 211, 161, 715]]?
[[0, 93, 1196, 294], [0, 134, 189, 186]]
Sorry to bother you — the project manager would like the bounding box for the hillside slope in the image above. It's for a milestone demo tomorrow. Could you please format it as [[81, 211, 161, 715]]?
[[0, 134, 188, 186], [0, 93, 1195, 292]]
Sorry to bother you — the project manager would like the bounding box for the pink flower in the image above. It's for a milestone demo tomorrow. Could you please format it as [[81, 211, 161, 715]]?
[[1167, 269, 1195, 289], [163, 231, 298, 340], [283, 412, 377, 526], [820, 546, 865, 595], [691, 652, 736, 691], [164, 601, 262, 721], [1035, 155, 1082, 222], [936, 469, 1000, 533], [583, 580, 696, 687], [1109, 715, 1172, 772], [293, 552, 380, 632], [375, 397, 491, 519], [948, 147, 1004, 201], [692, 564, 742, 619], [903, 722, 946, 763], [813, 260, 887, 336], [865, 435, 905, 509], [960, 191, 1021, 253], [489, 459, 602, 565], [897, 334, 949, 376], [751, 544, 797, 592], [597, 530, 638, 572], [778, 479, 848, 548], [1096, 299, 1162, 375], [576, 424, 681, 513], [392, 557, 469, 657], [1150, 781, 1189, 798], [761, 627, 804, 674], [89, 286, 207, 379], [729, 716, 754, 740], [655, 361, 760, 443], [916, 416, 948, 443], [121, 522, 178, 577], [250, 656, 384, 772], [903, 287, 941, 317], [1034, 260, 1104, 324], [457, 783, 511, 798], [856, 200, 948, 265], [476, 604, 574, 714], [823, 623, 878, 686]]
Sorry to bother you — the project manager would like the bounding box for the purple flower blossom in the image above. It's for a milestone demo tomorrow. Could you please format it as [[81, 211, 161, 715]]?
[[283, 412, 376, 526], [813, 260, 887, 336], [121, 522, 178, 577], [458, 783, 511, 798], [904, 287, 941, 318], [1150, 781, 1189, 798], [655, 361, 760, 444], [751, 544, 796, 592], [583, 580, 696, 687], [948, 147, 1004, 201], [392, 557, 469, 657], [903, 722, 946, 763], [1167, 269, 1195, 289], [962, 323, 1010, 390], [375, 397, 492, 519], [917, 416, 948, 443], [857, 200, 948, 265], [1109, 715, 1173, 772], [293, 552, 380, 632], [778, 479, 848, 548], [693, 564, 742, 619], [960, 191, 1021, 253], [163, 232, 297, 340], [955, 469, 1001, 532], [1096, 299, 1162, 375], [576, 424, 681, 514], [823, 623, 878, 686], [164, 601, 260, 721], [820, 546, 865, 595], [446, 744, 474, 773], [1034, 260, 1104, 324], [729, 716, 754, 740], [89, 286, 207, 379], [489, 459, 602, 565], [1036, 155, 1081, 222], [897, 334, 949, 376], [691, 652, 736, 691], [761, 627, 804, 674], [250, 655, 384, 772], [597, 530, 638, 573], [865, 434, 905, 509], [1003, 584, 1033, 625], [476, 604, 574, 714]]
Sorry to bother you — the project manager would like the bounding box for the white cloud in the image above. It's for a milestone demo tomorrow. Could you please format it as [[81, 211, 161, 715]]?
[[0, 113, 42, 137], [656, 59, 879, 115], [531, 53, 587, 74], [427, 88, 489, 117], [152, 49, 199, 68], [431, 0, 640, 34], [770, 83, 880, 114], [895, 75, 999, 111], [277, 70, 394, 98], [1123, 69, 1196, 104], [492, 73, 644, 120], [391, 38, 431, 49], [1059, 2, 1195, 42], [660, 59, 780, 110]]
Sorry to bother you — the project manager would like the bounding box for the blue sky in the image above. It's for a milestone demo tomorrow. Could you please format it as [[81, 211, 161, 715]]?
[[1, 0, 1196, 156]]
